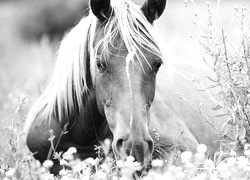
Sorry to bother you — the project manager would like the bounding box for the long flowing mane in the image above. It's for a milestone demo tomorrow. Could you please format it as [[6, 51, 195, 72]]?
[[24, 0, 163, 132]]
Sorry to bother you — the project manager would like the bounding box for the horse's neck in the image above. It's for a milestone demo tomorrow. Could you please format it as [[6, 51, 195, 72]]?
[[66, 91, 112, 145]]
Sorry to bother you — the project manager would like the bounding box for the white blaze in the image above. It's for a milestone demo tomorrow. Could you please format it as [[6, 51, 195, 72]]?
[[125, 51, 135, 128]]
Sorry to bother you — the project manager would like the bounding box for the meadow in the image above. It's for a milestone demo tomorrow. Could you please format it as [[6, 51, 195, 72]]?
[[1, 0, 250, 179]]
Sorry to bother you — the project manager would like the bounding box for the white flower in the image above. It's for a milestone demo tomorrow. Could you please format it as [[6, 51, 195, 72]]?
[[59, 169, 68, 176], [85, 157, 95, 165], [75, 161, 87, 172], [116, 160, 124, 168], [185, 162, 194, 168], [195, 152, 205, 162], [175, 171, 185, 179], [244, 165, 250, 171], [151, 159, 164, 168], [112, 176, 119, 180], [120, 177, 128, 180], [124, 160, 141, 168], [60, 159, 68, 166], [67, 147, 77, 155], [181, 151, 192, 162], [244, 143, 250, 150], [127, 156, 135, 162], [204, 159, 214, 168], [237, 156, 249, 168], [43, 160, 54, 169], [168, 166, 176, 172], [229, 150, 236, 156], [197, 144, 207, 153], [217, 162, 228, 172], [42, 174, 54, 180], [124, 156, 141, 167], [244, 150, 250, 156], [175, 166, 183, 172], [82, 169, 91, 177], [192, 173, 207, 180], [163, 171, 173, 179], [5, 168, 16, 177], [96, 171, 106, 179], [227, 157, 236, 167]]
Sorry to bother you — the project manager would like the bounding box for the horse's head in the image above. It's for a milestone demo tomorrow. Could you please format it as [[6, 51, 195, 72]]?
[[89, 0, 166, 166]]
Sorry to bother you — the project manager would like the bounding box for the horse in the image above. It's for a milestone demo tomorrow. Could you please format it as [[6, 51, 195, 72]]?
[[25, 0, 224, 174]]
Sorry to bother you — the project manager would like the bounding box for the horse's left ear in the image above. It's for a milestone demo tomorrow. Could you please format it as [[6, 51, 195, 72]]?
[[90, 0, 112, 21], [141, 0, 167, 23]]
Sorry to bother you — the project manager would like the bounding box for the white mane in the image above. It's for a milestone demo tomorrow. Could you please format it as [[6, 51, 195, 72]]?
[[24, 0, 163, 132]]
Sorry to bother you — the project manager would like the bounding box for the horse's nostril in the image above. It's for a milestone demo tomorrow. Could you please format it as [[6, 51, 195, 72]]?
[[147, 139, 154, 154], [116, 138, 124, 152]]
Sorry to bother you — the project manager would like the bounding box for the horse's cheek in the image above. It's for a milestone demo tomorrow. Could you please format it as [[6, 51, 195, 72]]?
[[95, 73, 112, 114]]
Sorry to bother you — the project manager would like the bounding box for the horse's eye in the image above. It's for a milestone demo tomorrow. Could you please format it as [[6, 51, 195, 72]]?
[[154, 61, 162, 73], [97, 60, 106, 72]]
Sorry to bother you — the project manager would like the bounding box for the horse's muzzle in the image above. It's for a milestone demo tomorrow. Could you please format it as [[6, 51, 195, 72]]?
[[113, 135, 154, 166]]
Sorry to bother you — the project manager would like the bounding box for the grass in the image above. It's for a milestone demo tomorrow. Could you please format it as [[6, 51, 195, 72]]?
[[1, 0, 250, 179]]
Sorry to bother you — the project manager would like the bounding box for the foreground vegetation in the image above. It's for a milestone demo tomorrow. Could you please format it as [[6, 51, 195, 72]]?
[[1, 0, 250, 179]]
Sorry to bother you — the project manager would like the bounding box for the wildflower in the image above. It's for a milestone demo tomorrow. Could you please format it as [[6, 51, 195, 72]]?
[[40, 167, 46, 173], [175, 171, 185, 179], [229, 150, 236, 156], [168, 166, 176, 172], [151, 159, 164, 168], [181, 151, 192, 162], [120, 177, 128, 180], [67, 147, 77, 155], [43, 160, 54, 169], [60, 159, 68, 166], [176, 167, 182, 172], [227, 157, 236, 167], [42, 173, 54, 180], [217, 162, 228, 172], [244, 143, 250, 150], [112, 176, 119, 180], [124, 156, 141, 167], [195, 152, 205, 162], [197, 144, 207, 153], [85, 157, 95, 166], [244, 165, 250, 171], [143, 176, 153, 180], [192, 173, 207, 180], [96, 171, 106, 179], [59, 169, 68, 176], [74, 161, 87, 172], [147, 172, 164, 180], [244, 149, 250, 156], [5, 168, 16, 178], [237, 156, 249, 168], [163, 171, 173, 179], [82, 168, 91, 177], [185, 162, 194, 168], [204, 159, 214, 168], [63, 154, 74, 161], [127, 156, 135, 162], [116, 160, 124, 168]]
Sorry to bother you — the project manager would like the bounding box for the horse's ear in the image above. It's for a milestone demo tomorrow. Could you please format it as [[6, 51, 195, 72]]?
[[90, 0, 112, 21], [141, 0, 167, 23]]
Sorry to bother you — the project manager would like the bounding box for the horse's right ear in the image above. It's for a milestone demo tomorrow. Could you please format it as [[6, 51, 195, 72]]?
[[90, 0, 112, 21]]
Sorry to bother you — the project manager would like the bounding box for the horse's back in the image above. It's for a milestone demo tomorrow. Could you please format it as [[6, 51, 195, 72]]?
[[151, 56, 224, 156]]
